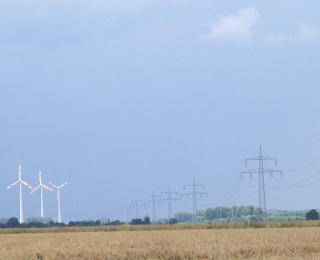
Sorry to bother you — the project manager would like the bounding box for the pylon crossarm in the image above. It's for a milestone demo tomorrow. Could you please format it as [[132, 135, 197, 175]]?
[[263, 168, 282, 173], [261, 157, 277, 161], [242, 169, 259, 173], [181, 191, 192, 196], [245, 158, 260, 165], [245, 157, 277, 165], [242, 170, 256, 179], [197, 192, 208, 198]]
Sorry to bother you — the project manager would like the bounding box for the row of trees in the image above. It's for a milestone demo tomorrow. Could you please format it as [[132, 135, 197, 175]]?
[[130, 216, 151, 225], [0, 216, 150, 228], [1, 218, 67, 228], [0, 217, 53, 225], [174, 206, 316, 223], [1, 206, 319, 228]]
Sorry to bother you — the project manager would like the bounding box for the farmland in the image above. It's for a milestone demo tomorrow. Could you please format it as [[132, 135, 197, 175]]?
[[2, 223, 320, 259]]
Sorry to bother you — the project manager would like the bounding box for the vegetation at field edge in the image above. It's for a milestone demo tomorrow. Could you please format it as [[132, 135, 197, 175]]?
[[1, 220, 320, 234]]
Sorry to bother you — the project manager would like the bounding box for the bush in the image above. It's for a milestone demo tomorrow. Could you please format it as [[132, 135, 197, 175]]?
[[143, 216, 151, 225], [306, 209, 319, 220], [174, 212, 193, 223], [169, 218, 177, 225], [7, 218, 19, 228], [130, 218, 143, 225], [105, 220, 124, 226]]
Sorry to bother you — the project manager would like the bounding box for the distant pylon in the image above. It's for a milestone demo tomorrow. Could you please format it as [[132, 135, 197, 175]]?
[[241, 145, 282, 221], [146, 190, 161, 222], [131, 197, 144, 219], [123, 205, 133, 222], [181, 176, 208, 221], [160, 186, 180, 221]]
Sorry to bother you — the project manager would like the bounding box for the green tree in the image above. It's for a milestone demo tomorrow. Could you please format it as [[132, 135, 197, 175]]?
[[306, 209, 319, 220], [130, 218, 143, 225], [0, 217, 9, 224], [204, 208, 214, 220], [174, 212, 193, 222], [168, 218, 177, 224], [195, 210, 205, 218], [143, 215, 151, 225], [7, 217, 19, 228], [156, 218, 168, 224]]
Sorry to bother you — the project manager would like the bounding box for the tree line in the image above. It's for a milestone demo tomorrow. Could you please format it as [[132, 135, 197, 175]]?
[[1, 206, 319, 228], [0, 216, 152, 228], [173, 205, 316, 223]]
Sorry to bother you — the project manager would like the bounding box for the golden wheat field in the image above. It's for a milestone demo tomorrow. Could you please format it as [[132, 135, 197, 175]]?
[[2, 226, 320, 260]]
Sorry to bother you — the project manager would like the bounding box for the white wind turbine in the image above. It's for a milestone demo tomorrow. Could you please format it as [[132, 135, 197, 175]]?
[[6, 165, 33, 223], [49, 181, 68, 223], [31, 171, 53, 218]]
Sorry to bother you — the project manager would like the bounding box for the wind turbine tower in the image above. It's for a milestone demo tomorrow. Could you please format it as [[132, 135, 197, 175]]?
[[31, 171, 53, 218], [6, 165, 33, 223], [49, 181, 68, 223]]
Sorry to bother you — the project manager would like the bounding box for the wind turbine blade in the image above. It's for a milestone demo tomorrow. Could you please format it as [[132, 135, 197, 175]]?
[[31, 185, 40, 194], [18, 165, 22, 180], [49, 182, 58, 189], [20, 180, 33, 189], [59, 182, 68, 188], [39, 171, 42, 184], [42, 185, 53, 191], [6, 180, 19, 189]]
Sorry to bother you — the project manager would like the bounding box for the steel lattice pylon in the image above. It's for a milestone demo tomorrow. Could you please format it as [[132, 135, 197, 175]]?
[[241, 146, 282, 222], [181, 177, 208, 222], [160, 186, 180, 222]]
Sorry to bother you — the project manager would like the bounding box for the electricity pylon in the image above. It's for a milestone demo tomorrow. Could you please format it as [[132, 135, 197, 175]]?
[[123, 205, 133, 222], [181, 176, 208, 221], [146, 190, 161, 222], [241, 145, 282, 221], [131, 197, 144, 219], [160, 186, 180, 222]]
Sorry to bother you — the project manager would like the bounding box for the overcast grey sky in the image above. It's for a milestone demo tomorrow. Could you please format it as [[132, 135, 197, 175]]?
[[1, 1, 320, 222]]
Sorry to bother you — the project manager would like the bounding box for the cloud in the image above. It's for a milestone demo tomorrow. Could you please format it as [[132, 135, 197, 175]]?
[[293, 22, 320, 42], [262, 34, 287, 45], [262, 22, 320, 45], [203, 7, 258, 42], [202, 8, 320, 46]]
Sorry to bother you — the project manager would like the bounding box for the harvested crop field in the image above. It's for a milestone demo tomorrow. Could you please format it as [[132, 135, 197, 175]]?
[[2, 227, 320, 259]]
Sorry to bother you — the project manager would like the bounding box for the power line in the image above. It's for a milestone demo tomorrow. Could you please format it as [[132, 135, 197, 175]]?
[[268, 171, 320, 190], [181, 176, 208, 220], [160, 186, 180, 221], [265, 153, 320, 189], [286, 157, 320, 173], [268, 175, 320, 190], [230, 180, 253, 206], [212, 178, 242, 206], [217, 178, 242, 206], [241, 145, 282, 222]]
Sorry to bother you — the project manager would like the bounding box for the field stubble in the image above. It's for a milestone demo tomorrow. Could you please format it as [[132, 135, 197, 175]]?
[[2, 226, 320, 259]]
